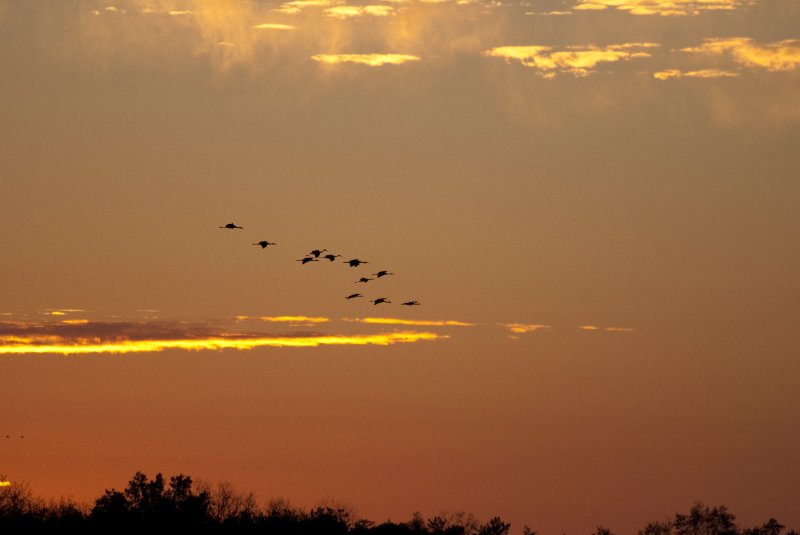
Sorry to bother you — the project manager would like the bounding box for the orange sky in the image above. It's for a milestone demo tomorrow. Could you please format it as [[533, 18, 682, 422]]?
[[1, 0, 799, 533]]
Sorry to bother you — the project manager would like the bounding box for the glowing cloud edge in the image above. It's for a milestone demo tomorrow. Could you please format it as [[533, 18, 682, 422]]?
[[0, 332, 447, 355]]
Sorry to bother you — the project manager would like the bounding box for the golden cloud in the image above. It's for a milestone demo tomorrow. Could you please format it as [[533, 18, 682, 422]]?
[[349, 317, 475, 326], [500, 323, 552, 334], [682, 38, 800, 72], [325, 5, 396, 19], [311, 53, 421, 66], [0, 332, 445, 355], [259, 315, 330, 324], [275, 0, 333, 15], [0, 320, 446, 355], [483, 43, 658, 77], [653, 68, 740, 79], [253, 23, 298, 30], [605, 327, 635, 332], [573, 0, 751, 16]]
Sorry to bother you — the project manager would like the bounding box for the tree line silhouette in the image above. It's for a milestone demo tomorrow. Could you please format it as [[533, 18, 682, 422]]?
[[1, 471, 796, 535]]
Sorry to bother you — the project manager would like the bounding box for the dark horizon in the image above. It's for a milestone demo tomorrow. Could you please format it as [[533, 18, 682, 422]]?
[[1, 471, 796, 535]]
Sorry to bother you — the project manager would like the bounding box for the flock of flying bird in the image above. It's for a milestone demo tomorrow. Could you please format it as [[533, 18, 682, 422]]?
[[219, 223, 421, 306]]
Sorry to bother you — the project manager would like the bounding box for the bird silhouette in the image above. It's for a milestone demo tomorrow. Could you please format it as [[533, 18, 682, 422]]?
[[309, 249, 327, 258], [322, 254, 341, 262], [253, 241, 277, 248], [356, 277, 373, 283], [219, 223, 244, 229], [401, 301, 421, 306], [346, 293, 363, 299], [345, 259, 368, 267], [372, 297, 391, 305], [297, 257, 319, 264], [373, 270, 395, 278]]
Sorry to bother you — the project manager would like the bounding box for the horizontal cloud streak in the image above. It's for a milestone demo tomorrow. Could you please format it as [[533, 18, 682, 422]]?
[[325, 5, 395, 19], [253, 23, 298, 30], [311, 53, 421, 66], [0, 320, 446, 355], [500, 323, 552, 334], [682, 38, 800, 72], [654, 68, 739, 79], [347, 317, 475, 327], [258, 316, 331, 324], [573, 0, 752, 16], [483, 43, 658, 77]]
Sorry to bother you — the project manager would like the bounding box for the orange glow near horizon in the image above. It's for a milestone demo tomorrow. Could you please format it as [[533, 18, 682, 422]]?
[[0, 332, 446, 355], [0, 481, 11, 488]]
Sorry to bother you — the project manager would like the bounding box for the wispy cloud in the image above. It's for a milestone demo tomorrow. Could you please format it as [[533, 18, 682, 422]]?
[[653, 68, 739, 80], [43, 309, 86, 316], [527, 10, 572, 16], [347, 317, 475, 327], [253, 23, 298, 30], [483, 43, 658, 77], [258, 315, 331, 324], [275, 0, 333, 15], [325, 5, 396, 19], [682, 38, 800, 72], [500, 323, 552, 334], [579, 325, 635, 332], [0, 320, 446, 356], [573, 0, 753, 16], [311, 53, 421, 66]]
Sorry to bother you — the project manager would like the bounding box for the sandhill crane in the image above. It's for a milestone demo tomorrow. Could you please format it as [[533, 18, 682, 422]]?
[[309, 249, 327, 258], [356, 277, 373, 283], [219, 223, 244, 229], [401, 301, 421, 306], [346, 293, 363, 300], [345, 259, 368, 267], [322, 254, 341, 262], [373, 270, 395, 278], [253, 241, 277, 248], [372, 297, 391, 305], [297, 257, 318, 265]]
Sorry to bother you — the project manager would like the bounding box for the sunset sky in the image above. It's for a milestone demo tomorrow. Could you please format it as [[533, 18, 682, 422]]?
[[1, 0, 799, 532]]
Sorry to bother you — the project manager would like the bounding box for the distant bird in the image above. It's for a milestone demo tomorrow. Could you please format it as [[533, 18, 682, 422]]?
[[356, 277, 373, 283], [296, 257, 318, 265], [401, 301, 421, 306], [253, 241, 277, 248], [219, 223, 244, 229], [322, 254, 341, 262], [345, 259, 368, 267], [346, 293, 363, 300], [372, 297, 391, 305], [373, 270, 395, 278], [4, 435, 8, 439], [309, 249, 327, 258]]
